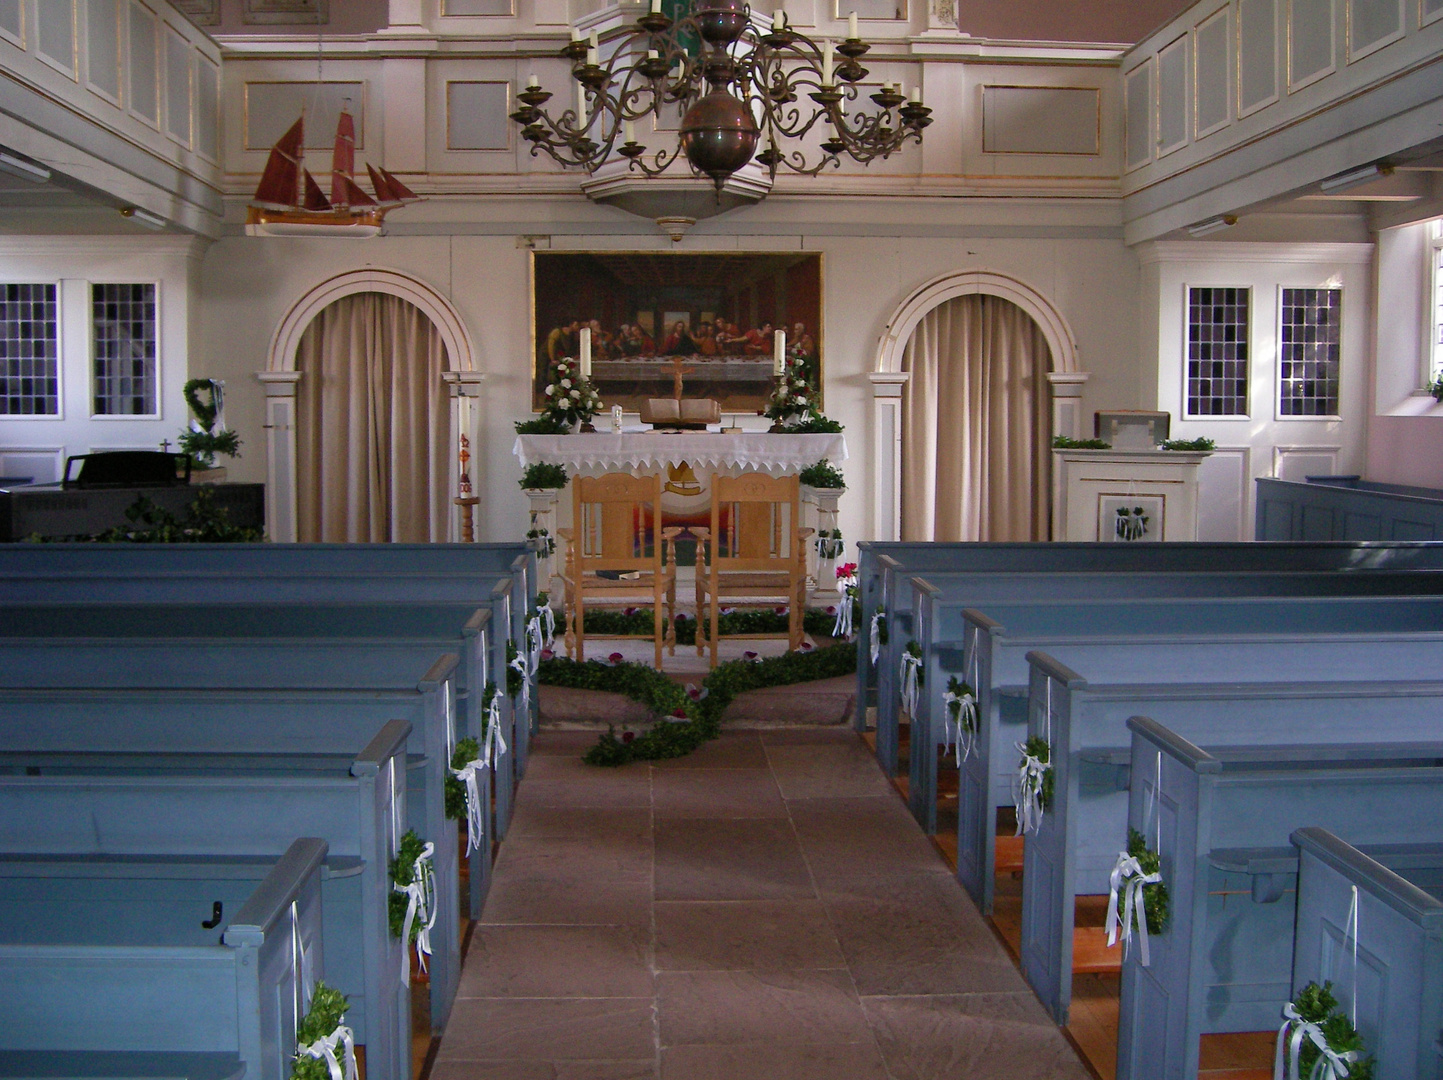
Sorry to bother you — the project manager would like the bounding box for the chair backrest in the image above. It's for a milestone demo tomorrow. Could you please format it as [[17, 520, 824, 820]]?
[[709, 473, 802, 572], [572, 472, 663, 573]]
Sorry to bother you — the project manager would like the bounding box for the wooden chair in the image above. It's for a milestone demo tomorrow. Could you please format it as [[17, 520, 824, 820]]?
[[557, 472, 679, 668], [694, 472, 813, 667]]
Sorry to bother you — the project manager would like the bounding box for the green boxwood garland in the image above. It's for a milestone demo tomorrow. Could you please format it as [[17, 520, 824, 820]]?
[[444, 737, 480, 821], [290, 982, 350, 1080], [387, 830, 429, 940], [1125, 827, 1169, 935], [1288, 981, 1374, 1080], [579, 607, 840, 645], [1052, 435, 1111, 450], [539, 641, 857, 767], [1160, 436, 1216, 452], [1022, 735, 1054, 811], [874, 612, 888, 647], [903, 639, 924, 688], [944, 675, 977, 735], [505, 639, 523, 699]]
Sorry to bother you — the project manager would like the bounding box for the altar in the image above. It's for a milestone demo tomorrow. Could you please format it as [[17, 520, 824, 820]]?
[[514, 430, 848, 595]]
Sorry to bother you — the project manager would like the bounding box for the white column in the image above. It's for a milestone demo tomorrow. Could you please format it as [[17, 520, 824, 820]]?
[[1046, 371, 1090, 539], [256, 371, 302, 543], [525, 488, 561, 599], [801, 483, 844, 602], [868, 371, 909, 542]]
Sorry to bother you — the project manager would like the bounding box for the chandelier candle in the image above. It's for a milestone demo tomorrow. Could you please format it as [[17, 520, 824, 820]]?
[[509, 0, 930, 192]]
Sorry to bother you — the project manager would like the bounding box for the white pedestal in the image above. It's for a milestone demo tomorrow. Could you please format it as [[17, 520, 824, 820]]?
[[801, 484, 845, 599], [524, 488, 561, 598], [1053, 450, 1211, 543]]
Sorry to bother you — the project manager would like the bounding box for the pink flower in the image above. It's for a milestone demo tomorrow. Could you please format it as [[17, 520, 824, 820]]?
[[798, 641, 814, 652], [540, 647, 554, 661], [721, 606, 736, 615], [836, 562, 859, 579], [621, 730, 635, 744], [671, 707, 688, 719], [624, 607, 640, 616], [686, 684, 709, 701], [774, 606, 788, 615], [825, 605, 837, 615], [743, 650, 760, 662], [608, 652, 625, 665]]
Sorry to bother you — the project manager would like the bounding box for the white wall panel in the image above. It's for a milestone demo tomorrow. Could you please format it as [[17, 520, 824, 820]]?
[[0, 449, 65, 485], [446, 81, 511, 151], [0, 0, 22, 46], [1194, 7, 1229, 137], [1273, 444, 1340, 478], [244, 82, 365, 150], [1195, 445, 1250, 539], [981, 86, 1099, 155], [442, 0, 514, 12], [1288, 0, 1335, 90], [1426, 0, 1443, 26], [195, 54, 219, 161], [1125, 60, 1153, 170], [1237, 0, 1278, 114], [128, 3, 158, 125], [1156, 34, 1189, 156], [37, 0, 76, 77], [164, 23, 191, 145], [87, 0, 122, 105], [1347, 0, 1403, 60]]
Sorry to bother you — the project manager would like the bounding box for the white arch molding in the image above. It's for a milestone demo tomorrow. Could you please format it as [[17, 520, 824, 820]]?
[[256, 268, 483, 542], [867, 269, 1089, 541]]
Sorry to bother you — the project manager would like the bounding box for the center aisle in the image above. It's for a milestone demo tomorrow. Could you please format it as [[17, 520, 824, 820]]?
[[431, 728, 1090, 1080]]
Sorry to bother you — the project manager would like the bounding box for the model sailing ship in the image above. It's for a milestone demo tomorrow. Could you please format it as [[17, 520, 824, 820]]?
[[245, 108, 421, 237]]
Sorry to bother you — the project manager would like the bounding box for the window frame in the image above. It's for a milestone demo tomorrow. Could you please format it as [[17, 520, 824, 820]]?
[[1274, 284, 1343, 421], [89, 280, 161, 420], [1427, 219, 1443, 389], [1182, 282, 1253, 420], [0, 280, 65, 420]]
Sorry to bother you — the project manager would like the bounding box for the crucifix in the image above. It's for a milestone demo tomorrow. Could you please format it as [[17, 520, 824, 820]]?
[[668, 355, 695, 401]]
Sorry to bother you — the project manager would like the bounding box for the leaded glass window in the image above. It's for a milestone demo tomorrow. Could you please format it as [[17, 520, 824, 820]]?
[[1278, 287, 1341, 417], [1186, 286, 1249, 416], [0, 283, 59, 415], [92, 283, 157, 415]]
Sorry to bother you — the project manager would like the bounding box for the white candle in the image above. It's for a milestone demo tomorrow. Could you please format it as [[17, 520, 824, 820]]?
[[570, 26, 582, 41], [773, 330, 786, 375], [586, 46, 598, 66], [647, 48, 658, 59], [580, 328, 592, 377], [848, 10, 858, 38], [821, 40, 834, 86], [588, 28, 598, 49], [527, 72, 539, 88], [772, 7, 784, 30], [576, 83, 588, 126], [651, 0, 661, 10], [624, 118, 636, 143], [910, 85, 920, 103]]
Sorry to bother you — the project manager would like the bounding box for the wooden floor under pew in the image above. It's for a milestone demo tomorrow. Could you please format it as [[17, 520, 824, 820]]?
[[865, 727, 1275, 1080]]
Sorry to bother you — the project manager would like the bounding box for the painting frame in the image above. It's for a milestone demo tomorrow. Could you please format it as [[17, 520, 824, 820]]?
[[529, 250, 824, 416]]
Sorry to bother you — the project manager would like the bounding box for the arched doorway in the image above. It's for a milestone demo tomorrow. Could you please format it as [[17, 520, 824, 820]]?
[[258, 269, 479, 542], [901, 293, 1052, 541], [870, 270, 1088, 541], [294, 292, 451, 542]]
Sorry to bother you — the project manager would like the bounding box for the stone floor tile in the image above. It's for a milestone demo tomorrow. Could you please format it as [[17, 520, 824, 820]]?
[[653, 900, 845, 971], [764, 743, 894, 800], [657, 969, 871, 1048], [651, 768, 786, 820], [479, 876, 654, 927], [505, 806, 654, 843], [650, 732, 769, 770], [861, 994, 1093, 1080], [458, 925, 654, 998], [526, 730, 610, 758], [654, 819, 814, 901], [659, 1042, 891, 1080], [759, 728, 865, 746], [493, 834, 653, 884], [513, 777, 653, 810], [435, 997, 657, 1062]]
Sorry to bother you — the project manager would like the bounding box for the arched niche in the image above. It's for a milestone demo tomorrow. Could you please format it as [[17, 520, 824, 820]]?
[[867, 269, 1088, 541], [256, 268, 483, 542]]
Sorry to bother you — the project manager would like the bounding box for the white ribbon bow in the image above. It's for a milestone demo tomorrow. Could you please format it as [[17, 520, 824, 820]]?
[[450, 756, 486, 855], [1014, 743, 1049, 835], [540, 604, 556, 648], [1105, 851, 1163, 967], [941, 688, 977, 765], [833, 577, 855, 640], [394, 841, 438, 984], [1274, 1003, 1358, 1080], [298, 1024, 357, 1080], [485, 691, 508, 764], [869, 612, 883, 665], [899, 651, 922, 718], [509, 648, 531, 718], [526, 615, 544, 667]]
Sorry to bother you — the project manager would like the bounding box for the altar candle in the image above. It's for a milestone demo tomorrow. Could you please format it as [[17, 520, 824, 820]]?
[[773, 329, 786, 376], [527, 72, 539, 88], [821, 40, 834, 86], [847, 10, 858, 38], [624, 119, 635, 143], [580, 328, 592, 377]]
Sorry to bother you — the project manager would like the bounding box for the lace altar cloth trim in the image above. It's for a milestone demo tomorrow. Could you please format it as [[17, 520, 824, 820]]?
[[513, 433, 847, 475]]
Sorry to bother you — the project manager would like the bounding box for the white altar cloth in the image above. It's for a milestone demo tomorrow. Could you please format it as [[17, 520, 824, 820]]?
[[513, 432, 847, 476]]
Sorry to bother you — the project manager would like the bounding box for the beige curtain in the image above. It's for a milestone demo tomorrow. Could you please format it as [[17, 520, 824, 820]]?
[[295, 292, 452, 542], [901, 293, 1052, 541]]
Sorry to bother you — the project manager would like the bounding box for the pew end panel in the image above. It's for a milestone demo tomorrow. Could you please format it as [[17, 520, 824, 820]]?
[[954, 606, 1002, 913]]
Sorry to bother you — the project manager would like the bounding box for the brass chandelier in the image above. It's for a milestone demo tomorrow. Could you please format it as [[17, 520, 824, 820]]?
[[509, 0, 932, 193]]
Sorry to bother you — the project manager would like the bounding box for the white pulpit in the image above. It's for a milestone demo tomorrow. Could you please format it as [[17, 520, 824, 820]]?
[[1053, 449, 1211, 543]]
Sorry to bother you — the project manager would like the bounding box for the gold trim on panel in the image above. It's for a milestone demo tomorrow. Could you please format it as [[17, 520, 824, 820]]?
[[1286, 0, 1337, 94], [1236, 0, 1281, 119], [979, 83, 1102, 156], [444, 79, 514, 152], [1154, 32, 1191, 159], [1344, 0, 1406, 65], [441, 0, 518, 16], [84, 0, 126, 111], [1123, 56, 1154, 172], [242, 79, 368, 150], [127, 0, 161, 129], [1192, 5, 1231, 141], [163, 20, 193, 149], [34, 0, 79, 80], [831, 0, 909, 20]]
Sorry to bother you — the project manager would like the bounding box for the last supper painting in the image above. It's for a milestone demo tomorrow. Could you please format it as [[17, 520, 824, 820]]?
[[531, 251, 823, 414]]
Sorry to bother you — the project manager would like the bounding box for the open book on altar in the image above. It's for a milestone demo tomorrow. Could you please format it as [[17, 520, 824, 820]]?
[[639, 398, 722, 429]]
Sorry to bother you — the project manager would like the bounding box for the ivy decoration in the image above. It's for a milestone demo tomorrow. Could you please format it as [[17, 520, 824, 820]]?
[[1052, 435, 1112, 450], [579, 607, 840, 646], [515, 415, 572, 435], [505, 639, 523, 699], [178, 379, 242, 468], [798, 459, 846, 488], [788, 414, 844, 433], [815, 528, 845, 560], [1125, 827, 1169, 935], [1015, 734, 1054, 835], [387, 830, 429, 941], [1278, 982, 1374, 1080], [444, 737, 481, 821], [291, 982, 356, 1080], [1160, 436, 1216, 452], [519, 462, 569, 490], [556, 641, 858, 767]]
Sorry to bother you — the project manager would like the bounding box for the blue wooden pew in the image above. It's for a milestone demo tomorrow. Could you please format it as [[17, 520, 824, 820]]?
[[0, 838, 327, 1080], [920, 594, 1443, 913], [1018, 652, 1443, 1025], [869, 564, 1443, 780], [1291, 827, 1443, 1079], [1257, 476, 1443, 541], [0, 721, 412, 1080], [854, 539, 1443, 732], [0, 639, 470, 1038], [1115, 717, 1443, 1080], [0, 678, 496, 918]]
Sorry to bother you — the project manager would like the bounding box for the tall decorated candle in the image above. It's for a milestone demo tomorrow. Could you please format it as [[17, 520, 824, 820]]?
[[821, 40, 834, 86], [580, 328, 592, 377], [773, 329, 786, 376]]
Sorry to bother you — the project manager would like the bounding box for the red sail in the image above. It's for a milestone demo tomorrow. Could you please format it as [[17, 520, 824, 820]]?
[[366, 163, 398, 205], [330, 108, 357, 207], [301, 169, 332, 211], [253, 116, 304, 209], [376, 165, 420, 203], [338, 173, 376, 208]]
